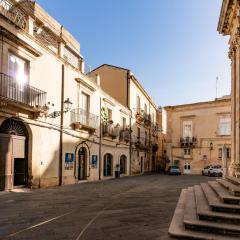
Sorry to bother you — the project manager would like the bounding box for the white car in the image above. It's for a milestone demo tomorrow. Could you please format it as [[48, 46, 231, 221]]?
[[202, 165, 223, 177]]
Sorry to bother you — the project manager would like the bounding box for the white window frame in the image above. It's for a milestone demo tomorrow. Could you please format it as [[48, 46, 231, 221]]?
[[182, 120, 193, 138], [218, 117, 231, 136]]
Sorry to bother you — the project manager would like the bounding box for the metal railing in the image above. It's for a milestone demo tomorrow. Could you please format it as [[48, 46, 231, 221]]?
[[180, 137, 197, 148], [71, 108, 99, 129], [102, 121, 120, 139], [119, 128, 130, 143], [0, 0, 28, 30], [0, 72, 46, 108]]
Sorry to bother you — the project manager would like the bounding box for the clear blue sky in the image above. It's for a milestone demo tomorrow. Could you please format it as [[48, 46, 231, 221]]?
[[37, 0, 231, 107]]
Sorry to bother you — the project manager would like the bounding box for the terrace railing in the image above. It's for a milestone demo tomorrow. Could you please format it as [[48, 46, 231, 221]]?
[[0, 72, 47, 109]]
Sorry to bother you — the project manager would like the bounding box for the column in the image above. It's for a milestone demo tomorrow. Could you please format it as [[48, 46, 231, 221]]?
[[229, 38, 240, 177]]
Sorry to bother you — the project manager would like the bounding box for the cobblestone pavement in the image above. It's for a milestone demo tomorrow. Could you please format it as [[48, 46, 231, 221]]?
[[0, 174, 214, 240]]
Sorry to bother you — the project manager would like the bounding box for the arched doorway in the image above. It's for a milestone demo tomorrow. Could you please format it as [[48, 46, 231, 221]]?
[[0, 118, 29, 189], [78, 147, 87, 180], [120, 155, 127, 174], [103, 153, 113, 177]]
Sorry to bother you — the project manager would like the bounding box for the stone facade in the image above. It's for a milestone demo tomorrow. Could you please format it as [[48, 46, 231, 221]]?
[[218, 0, 240, 177], [163, 97, 231, 174], [0, 1, 160, 190], [89, 64, 160, 175]]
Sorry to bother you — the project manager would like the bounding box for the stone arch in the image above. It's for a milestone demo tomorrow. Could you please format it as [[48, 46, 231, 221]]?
[[75, 141, 91, 179], [120, 154, 127, 174], [0, 117, 32, 189], [103, 153, 113, 177]]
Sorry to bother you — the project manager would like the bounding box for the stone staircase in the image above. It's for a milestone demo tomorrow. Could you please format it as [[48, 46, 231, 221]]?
[[168, 176, 240, 239]]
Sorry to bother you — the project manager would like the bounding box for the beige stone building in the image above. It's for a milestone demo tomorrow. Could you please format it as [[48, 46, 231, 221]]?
[[89, 64, 160, 174], [0, 0, 134, 190], [163, 96, 231, 174]]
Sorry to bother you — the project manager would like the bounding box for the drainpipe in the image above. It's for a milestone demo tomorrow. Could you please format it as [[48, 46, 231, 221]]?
[[99, 97, 102, 180], [1, 27, 3, 73], [127, 71, 132, 175], [129, 110, 132, 175], [59, 64, 65, 186]]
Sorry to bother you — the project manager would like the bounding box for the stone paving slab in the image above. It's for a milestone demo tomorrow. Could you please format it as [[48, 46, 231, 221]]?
[[0, 174, 214, 240]]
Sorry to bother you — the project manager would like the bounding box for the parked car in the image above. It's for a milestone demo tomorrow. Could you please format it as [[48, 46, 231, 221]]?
[[168, 166, 181, 175], [202, 165, 223, 177]]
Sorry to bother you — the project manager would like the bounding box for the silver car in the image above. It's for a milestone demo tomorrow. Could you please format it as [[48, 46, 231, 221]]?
[[168, 166, 181, 175], [202, 165, 223, 177]]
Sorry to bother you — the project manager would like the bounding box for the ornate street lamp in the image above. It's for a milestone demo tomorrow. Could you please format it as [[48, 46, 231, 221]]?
[[48, 98, 72, 118]]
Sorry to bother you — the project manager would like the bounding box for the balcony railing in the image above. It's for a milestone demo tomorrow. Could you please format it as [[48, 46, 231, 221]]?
[[71, 108, 98, 131], [143, 113, 151, 127], [152, 123, 160, 137], [133, 136, 150, 151], [180, 137, 197, 148], [152, 143, 159, 152], [119, 128, 130, 143], [135, 108, 144, 122], [0, 0, 28, 30], [0, 72, 47, 110], [102, 121, 120, 139]]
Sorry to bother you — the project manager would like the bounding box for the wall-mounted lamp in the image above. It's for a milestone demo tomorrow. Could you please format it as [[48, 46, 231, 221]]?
[[48, 98, 73, 118]]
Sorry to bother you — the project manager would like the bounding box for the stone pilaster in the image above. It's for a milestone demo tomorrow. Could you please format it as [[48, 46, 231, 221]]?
[[229, 31, 240, 177]]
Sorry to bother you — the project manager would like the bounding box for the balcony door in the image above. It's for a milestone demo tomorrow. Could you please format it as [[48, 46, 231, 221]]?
[[81, 92, 90, 126], [8, 54, 29, 104]]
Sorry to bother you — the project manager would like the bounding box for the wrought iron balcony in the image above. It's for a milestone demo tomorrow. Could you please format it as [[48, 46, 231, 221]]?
[[152, 123, 160, 137], [134, 136, 150, 152], [119, 128, 130, 143], [0, 0, 28, 30], [71, 108, 98, 132], [180, 137, 197, 148], [102, 121, 120, 139], [0, 72, 46, 111], [152, 143, 159, 152], [143, 113, 151, 127], [135, 108, 144, 122]]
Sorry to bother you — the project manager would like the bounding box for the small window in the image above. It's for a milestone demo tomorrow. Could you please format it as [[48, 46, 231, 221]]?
[[136, 95, 141, 111], [218, 117, 231, 135], [184, 148, 191, 156], [226, 148, 231, 159], [218, 148, 222, 159], [144, 103, 148, 113], [183, 121, 193, 138]]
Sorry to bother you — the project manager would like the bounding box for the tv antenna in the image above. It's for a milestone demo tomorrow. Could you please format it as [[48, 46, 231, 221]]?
[[216, 76, 219, 99]]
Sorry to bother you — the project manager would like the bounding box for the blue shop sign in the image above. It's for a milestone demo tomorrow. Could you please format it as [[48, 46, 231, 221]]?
[[92, 155, 98, 168]]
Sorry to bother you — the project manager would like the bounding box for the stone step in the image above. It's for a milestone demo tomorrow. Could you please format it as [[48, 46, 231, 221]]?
[[201, 183, 240, 214], [208, 181, 240, 205], [194, 185, 240, 224], [216, 179, 240, 197], [168, 189, 238, 240], [183, 187, 240, 237], [226, 176, 240, 186]]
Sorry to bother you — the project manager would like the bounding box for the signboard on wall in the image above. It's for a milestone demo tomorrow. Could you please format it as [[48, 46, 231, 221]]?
[[91, 155, 98, 168], [65, 153, 74, 170]]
